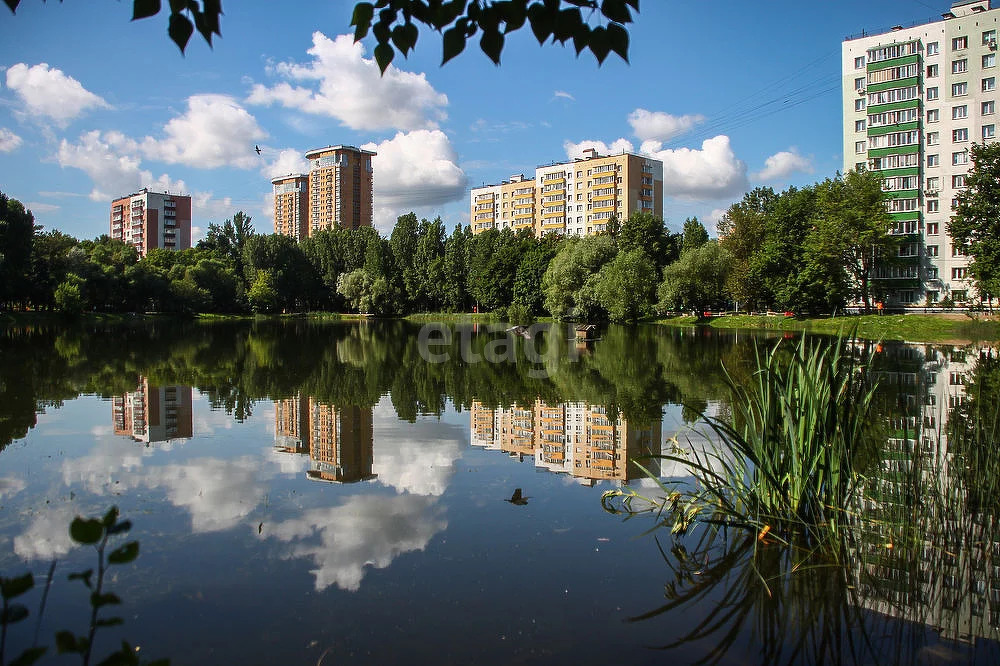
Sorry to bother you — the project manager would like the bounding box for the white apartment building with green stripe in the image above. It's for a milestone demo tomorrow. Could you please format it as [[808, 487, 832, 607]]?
[[843, 0, 998, 306]]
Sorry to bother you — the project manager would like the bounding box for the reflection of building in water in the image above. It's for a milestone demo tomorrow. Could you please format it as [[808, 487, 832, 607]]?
[[112, 379, 192, 443], [273, 396, 375, 484], [852, 343, 1000, 645], [471, 399, 661, 484]]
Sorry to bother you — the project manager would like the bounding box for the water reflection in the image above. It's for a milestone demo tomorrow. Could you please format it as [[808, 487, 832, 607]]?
[[274, 396, 376, 484], [112, 378, 193, 443], [470, 400, 661, 484]]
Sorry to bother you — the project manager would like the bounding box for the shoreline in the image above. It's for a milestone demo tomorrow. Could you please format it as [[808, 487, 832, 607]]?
[[4, 310, 999, 344]]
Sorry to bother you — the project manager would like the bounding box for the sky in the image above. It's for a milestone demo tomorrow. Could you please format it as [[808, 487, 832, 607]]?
[[0, 0, 955, 241]]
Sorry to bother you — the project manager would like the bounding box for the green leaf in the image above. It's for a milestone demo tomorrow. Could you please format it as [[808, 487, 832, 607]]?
[[107, 519, 132, 535], [91, 592, 123, 608], [350, 2, 374, 27], [372, 20, 391, 44], [168, 0, 185, 12], [1, 572, 34, 599], [1, 602, 29, 624], [55, 631, 83, 654], [572, 23, 590, 55], [9, 646, 47, 666], [607, 23, 629, 62], [600, 0, 632, 24], [95, 644, 140, 666], [588, 25, 610, 64], [391, 23, 417, 56], [441, 26, 467, 65], [102, 506, 120, 528], [96, 616, 125, 627], [108, 540, 140, 565], [552, 7, 581, 43], [168, 12, 195, 53], [68, 569, 94, 589], [374, 42, 395, 73], [527, 4, 551, 44], [4, 0, 21, 14], [132, 0, 161, 20], [480, 27, 504, 65], [70, 517, 104, 545]]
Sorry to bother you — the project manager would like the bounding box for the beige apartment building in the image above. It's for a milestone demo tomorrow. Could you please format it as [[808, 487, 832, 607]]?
[[305, 145, 376, 233], [470, 148, 664, 237], [271, 174, 309, 240], [110, 189, 191, 257]]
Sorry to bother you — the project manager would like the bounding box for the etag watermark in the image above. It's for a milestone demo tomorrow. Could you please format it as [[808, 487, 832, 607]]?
[[417, 323, 583, 378]]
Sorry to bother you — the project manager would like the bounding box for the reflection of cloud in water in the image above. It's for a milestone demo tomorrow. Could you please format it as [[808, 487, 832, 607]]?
[[270, 494, 446, 592], [14, 504, 77, 560], [0, 476, 26, 499], [372, 400, 462, 497], [139, 457, 266, 533], [267, 448, 311, 475], [61, 437, 152, 492]]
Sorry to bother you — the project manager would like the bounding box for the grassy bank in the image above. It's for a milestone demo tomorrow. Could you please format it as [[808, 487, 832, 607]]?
[[403, 312, 501, 323], [651, 313, 1000, 343]]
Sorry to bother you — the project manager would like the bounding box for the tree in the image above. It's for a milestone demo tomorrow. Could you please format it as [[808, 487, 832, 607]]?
[[0, 192, 35, 310], [441, 224, 470, 311], [5, 1, 639, 71], [948, 141, 1000, 300], [618, 211, 679, 271], [811, 169, 897, 313], [541, 234, 616, 319], [595, 248, 656, 322], [200, 211, 255, 285], [657, 241, 732, 315], [680, 216, 709, 255], [718, 187, 777, 310]]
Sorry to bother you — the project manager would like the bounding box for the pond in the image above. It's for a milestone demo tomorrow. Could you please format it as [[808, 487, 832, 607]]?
[[1, 319, 999, 664]]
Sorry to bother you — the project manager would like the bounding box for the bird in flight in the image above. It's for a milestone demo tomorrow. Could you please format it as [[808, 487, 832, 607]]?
[[255, 145, 262, 155], [505, 488, 529, 505]]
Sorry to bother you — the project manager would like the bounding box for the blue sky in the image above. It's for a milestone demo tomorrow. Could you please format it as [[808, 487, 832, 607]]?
[[0, 0, 952, 240]]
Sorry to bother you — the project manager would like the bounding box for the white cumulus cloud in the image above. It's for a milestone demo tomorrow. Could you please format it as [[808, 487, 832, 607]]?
[[0, 127, 23, 152], [57, 130, 187, 201], [628, 109, 704, 143], [141, 94, 267, 169], [563, 138, 635, 160], [5, 63, 109, 126], [361, 130, 466, 231], [247, 32, 448, 132], [265, 148, 310, 178], [645, 135, 748, 200], [753, 148, 814, 181]]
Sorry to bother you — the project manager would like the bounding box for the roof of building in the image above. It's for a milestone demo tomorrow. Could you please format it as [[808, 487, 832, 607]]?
[[304, 145, 377, 159]]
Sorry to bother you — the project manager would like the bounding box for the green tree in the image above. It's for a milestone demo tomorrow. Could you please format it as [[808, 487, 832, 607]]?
[[681, 216, 709, 254], [718, 187, 777, 310], [948, 141, 1000, 300], [811, 169, 897, 313], [200, 211, 256, 286], [657, 240, 732, 314], [618, 211, 679, 270], [247, 270, 279, 313], [595, 248, 656, 322], [53, 274, 85, 314], [0, 192, 35, 310], [541, 234, 616, 319], [6, 1, 639, 70], [29, 229, 77, 311], [242, 234, 320, 312], [442, 224, 470, 311], [512, 239, 558, 314]]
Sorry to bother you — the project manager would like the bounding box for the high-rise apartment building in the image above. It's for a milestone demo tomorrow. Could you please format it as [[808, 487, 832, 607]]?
[[305, 145, 376, 233], [843, 0, 999, 305], [271, 174, 309, 240], [112, 377, 193, 443], [470, 148, 664, 237], [110, 189, 191, 257]]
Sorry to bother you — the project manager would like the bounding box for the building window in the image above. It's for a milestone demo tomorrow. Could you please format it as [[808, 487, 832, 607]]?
[[984, 100, 996, 115], [927, 245, 939, 257], [927, 41, 940, 55], [984, 53, 996, 68], [984, 77, 996, 92], [953, 36, 968, 50], [855, 140, 867, 154], [928, 266, 939, 278], [953, 174, 966, 188], [953, 105, 968, 119], [953, 267, 968, 280], [927, 87, 939, 100], [952, 59, 968, 74], [855, 98, 866, 111], [927, 222, 939, 235], [953, 151, 969, 165], [927, 154, 939, 167], [952, 82, 968, 96], [926, 131, 939, 145], [855, 77, 866, 90], [953, 128, 969, 142], [927, 63, 939, 77], [855, 119, 866, 132], [855, 56, 866, 69], [984, 29, 997, 46], [855, 162, 866, 171], [927, 109, 939, 123], [927, 176, 940, 191], [985, 124, 997, 140], [928, 200, 940, 213]]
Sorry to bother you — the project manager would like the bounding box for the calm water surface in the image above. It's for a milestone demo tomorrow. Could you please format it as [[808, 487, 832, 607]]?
[[1, 320, 998, 664]]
